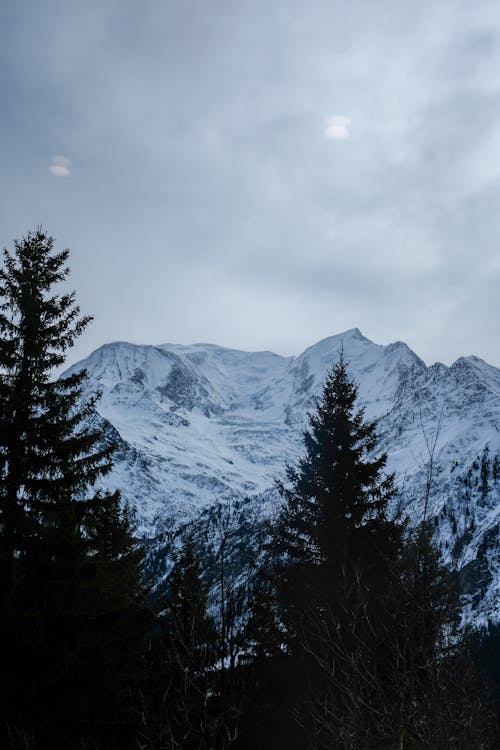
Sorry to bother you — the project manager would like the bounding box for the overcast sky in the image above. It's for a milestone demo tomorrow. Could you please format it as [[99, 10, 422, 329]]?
[[1, 0, 500, 368]]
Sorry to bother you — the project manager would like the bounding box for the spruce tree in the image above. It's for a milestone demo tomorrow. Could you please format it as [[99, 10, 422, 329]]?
[[268, 353, 407, 748], [481, 447, 490, 501], [0, 229, 146, 749], [243, 571, 283, 664], [270, 354, 499, 749], [143, 533, 216, 750], [276, 351, 401, 629], [166, 532, 216, 671]]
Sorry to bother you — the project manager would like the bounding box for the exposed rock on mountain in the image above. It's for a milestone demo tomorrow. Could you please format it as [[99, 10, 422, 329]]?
[[63, 329, 500, 624]]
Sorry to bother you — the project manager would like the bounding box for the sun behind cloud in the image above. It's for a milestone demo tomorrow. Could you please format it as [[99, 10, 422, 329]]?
[[324, 115, 351, 140], [49, 155, 71, 177]]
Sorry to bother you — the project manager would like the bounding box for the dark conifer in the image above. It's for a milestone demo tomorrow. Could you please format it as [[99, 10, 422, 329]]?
[[262, 353, 402, 748], [0, 229, 147, 749], [276, 351, 401, 631], [481, 446, 490, 501], [270, 354, 499, 749], [493, 453, 500, 486], [166, 532, 216, 671], [140, 533, 216, 750], [243, 571, 283, 664]]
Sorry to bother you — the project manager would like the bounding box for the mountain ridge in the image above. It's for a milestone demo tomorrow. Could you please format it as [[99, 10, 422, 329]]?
[[63, 329, 500, 625]]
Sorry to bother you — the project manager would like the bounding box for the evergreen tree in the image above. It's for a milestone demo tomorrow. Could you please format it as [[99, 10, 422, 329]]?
[[235, 566, 290, 750], [267, 354, 499, 749], [276, 351, 401, 631], [493, 453, 500, 486], [243, 570, 283, 664], [166, 532, 216, 671], [481, 447, 490, 501], [0, 229, 147, 749], [267, 353, 404, 748], [139, 533, 217, 750]]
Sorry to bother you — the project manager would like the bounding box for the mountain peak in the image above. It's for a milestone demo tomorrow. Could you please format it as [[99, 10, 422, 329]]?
[[340, 327, 365, 339], [321, 327, 370, 344], [65, 330, 500, 625]]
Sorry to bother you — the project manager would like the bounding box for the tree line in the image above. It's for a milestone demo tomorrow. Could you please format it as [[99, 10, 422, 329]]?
[[0, 229, 498, 749]]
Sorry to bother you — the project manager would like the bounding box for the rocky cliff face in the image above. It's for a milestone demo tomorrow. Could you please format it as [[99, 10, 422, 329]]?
[[63, 329, 500, 625]]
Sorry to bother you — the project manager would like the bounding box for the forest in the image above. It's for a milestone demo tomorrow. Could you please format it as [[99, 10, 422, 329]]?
[[1, 229, 500, 750]]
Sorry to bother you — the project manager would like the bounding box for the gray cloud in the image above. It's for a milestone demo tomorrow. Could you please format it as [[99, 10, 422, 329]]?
[[1, 0, 500, 369]]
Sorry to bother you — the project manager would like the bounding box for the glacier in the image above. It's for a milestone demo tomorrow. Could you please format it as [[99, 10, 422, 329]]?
[[63, 328, 500, 625]]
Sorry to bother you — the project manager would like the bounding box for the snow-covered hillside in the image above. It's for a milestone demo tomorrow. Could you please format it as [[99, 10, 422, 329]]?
[[63, 328, 500, 625]]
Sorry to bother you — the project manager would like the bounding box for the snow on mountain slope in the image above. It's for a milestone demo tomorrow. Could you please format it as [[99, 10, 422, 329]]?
[[63, 330, 500, 625]]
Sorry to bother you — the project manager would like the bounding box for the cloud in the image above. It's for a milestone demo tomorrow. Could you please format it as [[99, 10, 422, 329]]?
[[49, 155, 71, 177], [324, 115, 351, 140]]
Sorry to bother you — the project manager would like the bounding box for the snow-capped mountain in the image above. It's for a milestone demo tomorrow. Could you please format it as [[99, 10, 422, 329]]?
[[63, 328, 500, 625]]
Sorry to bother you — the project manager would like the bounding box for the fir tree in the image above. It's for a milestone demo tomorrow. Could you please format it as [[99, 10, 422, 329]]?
[[141, 533, 216, 750], [265, 354, 499, 749], [493, 453, 500, 486], [243, 571, 283, 664], [268, 353, 404, 748], [276, 351, 401, 630], [481, 446, 490, 501], [0, 229, 147, 749], [166, 532, 216, 671]]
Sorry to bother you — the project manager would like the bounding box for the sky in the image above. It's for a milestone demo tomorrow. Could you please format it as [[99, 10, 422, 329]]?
[[1, 0, 500, 369]]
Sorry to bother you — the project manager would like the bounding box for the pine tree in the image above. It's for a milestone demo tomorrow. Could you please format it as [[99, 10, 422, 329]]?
[[269, 353, 404, 748], [235, 567, 291, 750], [276, 351, 401, 630], [493, 454, 500, 486], [166, 532, 216, 671], [141, 533, 216, 750], [0, 229, 147, 749], [243, 571, 283, 664], [0, 229, 97, 582], [481, 447, 490, 501], [270, 354, 499, 749]]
